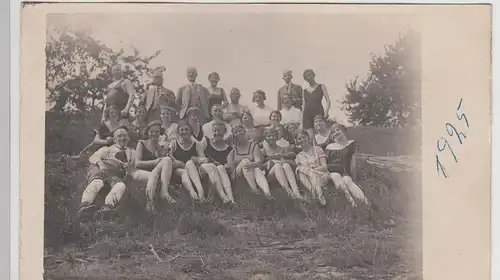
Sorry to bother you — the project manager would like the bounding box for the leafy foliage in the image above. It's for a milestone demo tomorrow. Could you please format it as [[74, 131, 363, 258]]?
[[46, 26, 162, 115], [341, 29, 421, 127]]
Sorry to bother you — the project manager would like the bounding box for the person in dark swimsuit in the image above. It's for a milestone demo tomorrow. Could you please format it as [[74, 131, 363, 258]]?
[[261, 127, 303, 200], [168, 120, 218, 202], [135, 121, 175, 212], [207, 72, 228, 119], [202, 121, 235, 204], [302, 69, 332, 139], [313, 115, 334, 150], [227, 124, 273, 199], [102, 64, 136, 122], [324, 123, 370, 207], [184, 107, 205, 142]]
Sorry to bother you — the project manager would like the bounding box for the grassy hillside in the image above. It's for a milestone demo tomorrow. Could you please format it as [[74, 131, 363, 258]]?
[[44, 113, 422, 280]]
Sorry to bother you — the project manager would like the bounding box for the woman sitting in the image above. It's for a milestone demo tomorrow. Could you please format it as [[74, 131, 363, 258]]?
[[135, 121, 175, 212], [158, 105, 179, 148], [168, 121, 219, 202], [202, 121, 235, 204], [227, 110, 263, 145], [227, 124, 273, 199], [185, 107, 205, 143], [294, 130, 329, 205], [285, 122, 301, 153], [202, 104, 232, 143], [325, 123, 370, 207], [94, 105, 123, 147], [222, 87, 248, 127], [261, 127, 303, 200], [274, 124, 291, 149], [313, 115, 334, 150], [249, 90, 273, 129], [269, 110, 283, 127], [280, 93, 302, 125], [128, 103, 149, 147]]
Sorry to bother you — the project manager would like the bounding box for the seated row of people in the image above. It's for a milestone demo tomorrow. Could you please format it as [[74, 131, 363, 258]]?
[[78, 102, 369, 220]]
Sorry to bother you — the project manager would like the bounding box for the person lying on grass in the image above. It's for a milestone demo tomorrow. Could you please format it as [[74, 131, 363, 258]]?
[[200, 121, 235, 204], [260, 127, 304, 200], [324, 123, 370, 207], [135, 120, 176, 213], [78, 126, 153, 221], [168, 120, 223, 203], [226, 124, 273, 199]]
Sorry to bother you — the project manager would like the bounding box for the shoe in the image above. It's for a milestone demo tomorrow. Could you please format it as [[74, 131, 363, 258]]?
[[78, 204, 98, 222]]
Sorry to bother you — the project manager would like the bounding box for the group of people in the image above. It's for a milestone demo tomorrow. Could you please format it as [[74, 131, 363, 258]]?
[[76, 65, 371, 221]]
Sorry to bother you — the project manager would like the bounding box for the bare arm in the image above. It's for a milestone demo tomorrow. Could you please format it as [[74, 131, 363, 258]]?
[[135, 141, 160, 169], [175, 87, 183, 110], [277, 90, 282, 111], [321, 84, 331, 117], [221, 88, 228, 103], [315, 156, 328, 172], [101, 103, 107, 122], [350, 153, 357, 181], [123, 79, 137, 112]]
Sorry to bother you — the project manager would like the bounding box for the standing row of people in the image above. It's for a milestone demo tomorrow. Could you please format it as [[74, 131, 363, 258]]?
[[76, 65, 368, 221]]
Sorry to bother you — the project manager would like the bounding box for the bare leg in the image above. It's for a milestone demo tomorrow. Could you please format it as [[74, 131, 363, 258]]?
[[185, 160, 205, 200], [296, 169, 316, 198], [237, 159, 260, 193], [329, 173, 357, 207], [200, 163, 229, 203], [282, 163, 304, 199], [158, 157, 175, 203], [267, 163, 293, 197], [175, 168, 199, 200], [216, 165, 234, 203], [254, 168, 273, 198], [343, 176, 370, 206]]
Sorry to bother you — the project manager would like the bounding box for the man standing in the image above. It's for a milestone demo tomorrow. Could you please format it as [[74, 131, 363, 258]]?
[[176, 67, 210, 124], [141, 69, 177, 123], [277, 70, 303, 111]]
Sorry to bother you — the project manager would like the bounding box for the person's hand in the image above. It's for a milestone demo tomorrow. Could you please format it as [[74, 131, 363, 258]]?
[[105, 137, 114, 145], [199, 157, 210, 164], [244, 162, 260, 170], [155, 158, 163, 165], [120, 109, 129, 118], [97, 161, 108, 173]]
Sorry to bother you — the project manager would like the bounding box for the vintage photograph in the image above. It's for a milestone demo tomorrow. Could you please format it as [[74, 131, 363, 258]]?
[[43, 5, 422, 280]]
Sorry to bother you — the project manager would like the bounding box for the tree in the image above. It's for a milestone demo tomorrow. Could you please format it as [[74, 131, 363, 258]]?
[[341, 29, 421, 127], [45, 26, 162, 115]]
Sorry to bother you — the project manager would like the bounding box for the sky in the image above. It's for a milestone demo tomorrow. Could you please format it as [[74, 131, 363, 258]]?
[[48, 9, 416, 124]]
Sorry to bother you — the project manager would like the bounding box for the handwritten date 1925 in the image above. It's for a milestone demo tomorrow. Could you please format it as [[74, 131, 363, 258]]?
[[436, 98, 469, 178]]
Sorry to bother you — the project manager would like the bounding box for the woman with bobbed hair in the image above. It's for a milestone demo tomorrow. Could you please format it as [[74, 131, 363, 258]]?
[[250, 90, 274, 128], [135, 120, 175, 211], [302, 69, 332, 138], [207, 72, 228, 117], [227, 124, 273, 199]]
